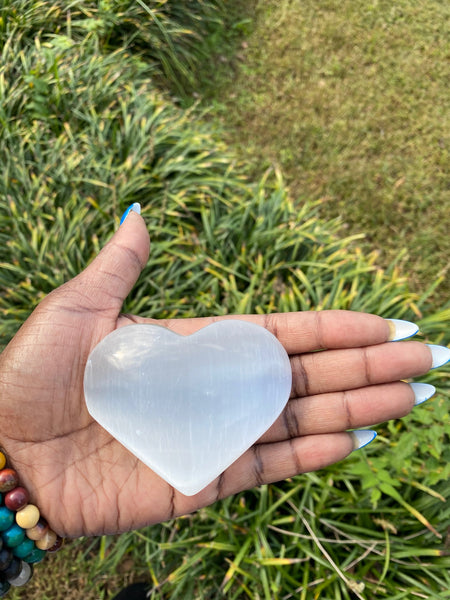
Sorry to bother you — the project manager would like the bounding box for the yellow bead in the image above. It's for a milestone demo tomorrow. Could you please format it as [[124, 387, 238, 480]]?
[[0, 452, 6, 470], [36, 529, 57, 551], [16, 504, 40, 529]]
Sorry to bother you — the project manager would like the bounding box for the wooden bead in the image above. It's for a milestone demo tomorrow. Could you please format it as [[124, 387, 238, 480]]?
[[12, 538, 35, 560], [22, 547, 45, 564], [16, 505, 40, 530], [47, 536, 63, 553], [0, 548, 12, 571], [2, 524, 25, 548], [2, 557, 21, 579], [0, 453, 6, 471], [0, 507, 14, 532], [0, 470, 19, 493], [36, 530, 57, 551], [0, 580, 10, 596], [8, 560, 33, 587], [26, 519, 48, 541], [5, 488, 29, 512]]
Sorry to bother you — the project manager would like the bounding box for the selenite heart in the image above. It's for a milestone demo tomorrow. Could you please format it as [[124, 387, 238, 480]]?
[[84, 320, 292, 496]]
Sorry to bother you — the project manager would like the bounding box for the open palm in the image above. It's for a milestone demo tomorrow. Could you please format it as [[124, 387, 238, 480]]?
[[0, 213, 433, 538]]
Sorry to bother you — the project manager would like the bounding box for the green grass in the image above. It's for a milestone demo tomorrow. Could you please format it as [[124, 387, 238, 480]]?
[[0, 1, 449, 598], [204, 0, 449, 306]]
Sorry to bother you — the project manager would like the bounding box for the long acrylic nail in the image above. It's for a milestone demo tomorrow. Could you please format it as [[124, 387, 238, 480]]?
[[409, 382, 436, 406], [386, 319, 419, 341], [120, 202, 141, 225], [351, 430, 377, 451], [426, 345, 450, 369]]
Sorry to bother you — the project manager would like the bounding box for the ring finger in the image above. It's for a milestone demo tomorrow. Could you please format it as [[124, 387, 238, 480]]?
[[261, 380, 430, 443]]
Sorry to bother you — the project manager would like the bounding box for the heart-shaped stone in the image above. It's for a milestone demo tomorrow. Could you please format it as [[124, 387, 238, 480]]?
[[84, 320, 292, 496]]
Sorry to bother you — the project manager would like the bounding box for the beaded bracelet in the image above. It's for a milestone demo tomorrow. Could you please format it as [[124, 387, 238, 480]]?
[[0, 450, 63, 597]]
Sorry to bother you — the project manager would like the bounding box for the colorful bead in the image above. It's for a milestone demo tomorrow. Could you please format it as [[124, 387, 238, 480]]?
[[0, 507, 14, 532], [2, 523, 25, 548], [1, 556, 21, 579], [0, 470, 19, 493], [16, 504, 40, 529], [47, 535, 63, 553], [26, 518, 48, 541], [23, 547, 46, 564], [0, 548, 12, 571], [8, 560, 32, 587], [0, 580, 10, 597], [0, 447, 64, 595], [5, 487, 29, 511], [36, 529, 57, 551], [12, 538, 35, 559]]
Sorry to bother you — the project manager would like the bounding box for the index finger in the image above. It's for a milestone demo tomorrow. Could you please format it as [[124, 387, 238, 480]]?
[[118, 310, 404, 354]]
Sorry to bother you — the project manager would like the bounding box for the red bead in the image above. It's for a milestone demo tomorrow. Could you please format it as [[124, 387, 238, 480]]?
[[4, 488, 29, 512], [47, 536, 63, 553], [0, 470, 19, 493]]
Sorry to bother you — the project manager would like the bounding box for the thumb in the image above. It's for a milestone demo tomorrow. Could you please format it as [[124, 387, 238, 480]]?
[[66, 203, 150, 316]]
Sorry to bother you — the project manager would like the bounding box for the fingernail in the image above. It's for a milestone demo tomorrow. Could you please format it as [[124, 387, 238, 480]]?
[[386, 319, 419, 341], [426, 344, 450, 369], [120, 202, 141, 225], [409, 382, 436, 406], [351, 430, 377, 451]]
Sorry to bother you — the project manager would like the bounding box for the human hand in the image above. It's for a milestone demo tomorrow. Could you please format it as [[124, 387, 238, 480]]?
[[0, 209, 446, 538]]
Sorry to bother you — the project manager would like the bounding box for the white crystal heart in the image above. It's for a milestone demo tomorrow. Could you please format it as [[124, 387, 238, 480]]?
[[84, 320, 292, 496]]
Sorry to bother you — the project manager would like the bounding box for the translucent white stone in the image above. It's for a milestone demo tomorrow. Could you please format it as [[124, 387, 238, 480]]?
[[84, 320, 292, 496]]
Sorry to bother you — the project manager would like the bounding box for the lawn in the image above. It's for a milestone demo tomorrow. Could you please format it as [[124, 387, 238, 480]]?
[[205, 0, 449, 306], [0, 1, 449, 598]]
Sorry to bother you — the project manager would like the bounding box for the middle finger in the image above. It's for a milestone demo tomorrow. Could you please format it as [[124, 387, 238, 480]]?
[[289, 341, 432, 398]]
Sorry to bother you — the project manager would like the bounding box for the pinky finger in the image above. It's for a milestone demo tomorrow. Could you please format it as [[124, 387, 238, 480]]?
[[200, 431, 375, 505]]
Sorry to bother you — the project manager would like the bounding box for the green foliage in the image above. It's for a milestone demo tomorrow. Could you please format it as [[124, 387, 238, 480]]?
[[1, 1, 449, 598], [64, 455, 450, 599], [1, 28, 434, 341], [0, 0, 222, 92]]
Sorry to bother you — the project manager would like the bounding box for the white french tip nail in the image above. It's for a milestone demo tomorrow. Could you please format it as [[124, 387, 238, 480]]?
[[409, 382, 436, 405], [427, 345, 450, 369], [119, 202, 141, 225], [386, 319, 419, 341], [351, 430, 377, 451]]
